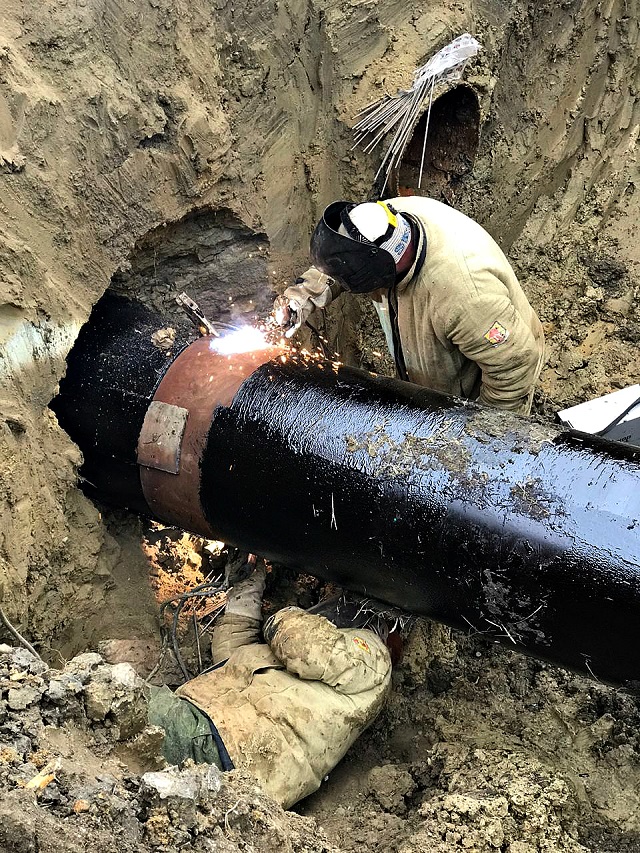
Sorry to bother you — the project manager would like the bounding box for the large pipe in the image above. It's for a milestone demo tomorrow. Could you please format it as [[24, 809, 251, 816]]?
[[53, 295, 640, 686]]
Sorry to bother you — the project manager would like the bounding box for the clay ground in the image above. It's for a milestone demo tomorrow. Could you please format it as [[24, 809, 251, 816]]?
[[0, 0, 639, 849]]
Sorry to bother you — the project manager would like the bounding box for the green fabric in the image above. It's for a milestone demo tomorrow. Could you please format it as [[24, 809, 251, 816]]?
[[148, 685, 223, 770]]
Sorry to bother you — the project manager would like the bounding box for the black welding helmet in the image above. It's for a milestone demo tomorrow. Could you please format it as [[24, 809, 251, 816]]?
[[310, 200, 399, 293]]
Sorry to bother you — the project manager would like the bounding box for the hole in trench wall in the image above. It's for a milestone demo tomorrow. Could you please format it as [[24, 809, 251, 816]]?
[[110, 206, 273, 327], [46, 208, 274, 657], [51, 206, 274, 515], [46, 206, 328, 665], [390, 85, 480, 206]]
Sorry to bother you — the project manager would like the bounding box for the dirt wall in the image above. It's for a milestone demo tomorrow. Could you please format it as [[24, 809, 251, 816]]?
[[1, 1, 640, 850], [0, 0, 328, 644]]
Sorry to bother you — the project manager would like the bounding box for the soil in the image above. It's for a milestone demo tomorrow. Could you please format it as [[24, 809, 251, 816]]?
[[300, 625, 640, 852], [0, 0, 639, 850], [0, 644, 336, 853]]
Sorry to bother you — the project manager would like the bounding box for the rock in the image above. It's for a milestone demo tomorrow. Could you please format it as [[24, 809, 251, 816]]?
[[84, 679, 116, 721], [10, 648, 38, 669], [28, 659, 49, 677], [367, 765, 416, 814], [142, 763, 222, 801], [0, 746, 19, 764], [124, 725, 166, 772], [11, 762, 38, 786], [7, 735, 31, 758], [7, 686, 42, 711], [7, 649, 47, 676], [47, 673, 84, 703], [83, 661, 149, 733], [39, 783, 62, 804], [110, 662, 142, 690], [65, 653, 104, 684], [45, 678, 67, 702], [110, 690, 148, 740]]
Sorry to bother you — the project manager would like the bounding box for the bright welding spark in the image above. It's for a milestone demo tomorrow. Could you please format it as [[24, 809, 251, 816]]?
[[209, 326, 274, 355]]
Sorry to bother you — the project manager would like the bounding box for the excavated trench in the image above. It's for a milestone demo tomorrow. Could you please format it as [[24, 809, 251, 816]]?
[[1, 0, 640, 851], [50, 291, 640, 686]]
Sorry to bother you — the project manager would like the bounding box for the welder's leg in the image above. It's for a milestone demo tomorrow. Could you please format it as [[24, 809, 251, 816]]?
[[211, 560, 266, 666]]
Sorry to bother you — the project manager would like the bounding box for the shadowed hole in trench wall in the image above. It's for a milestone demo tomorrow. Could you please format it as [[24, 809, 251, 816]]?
[[387, 85, 480, 207], [110, 206, 273, 327]]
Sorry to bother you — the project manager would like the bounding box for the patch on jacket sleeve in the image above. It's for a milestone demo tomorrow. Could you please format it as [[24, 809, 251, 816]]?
[[352, 636, 370, 653], [483, 321, 510, 346]]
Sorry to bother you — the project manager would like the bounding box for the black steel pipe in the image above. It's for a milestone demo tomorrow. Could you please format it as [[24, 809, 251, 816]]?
[[53, 296, 640, 686], [52, 294, 196, 514]]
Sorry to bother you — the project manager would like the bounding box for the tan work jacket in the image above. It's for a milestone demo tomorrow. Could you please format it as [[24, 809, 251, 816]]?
[[177, 608, 391, 809], [386, 197, 545, 413]]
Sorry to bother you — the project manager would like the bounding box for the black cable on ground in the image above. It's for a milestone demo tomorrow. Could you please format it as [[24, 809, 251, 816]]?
[[0, 603, 42, 660]]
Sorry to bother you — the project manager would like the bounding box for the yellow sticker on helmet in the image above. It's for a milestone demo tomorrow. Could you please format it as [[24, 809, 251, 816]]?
[[376, 201, 398, 229]]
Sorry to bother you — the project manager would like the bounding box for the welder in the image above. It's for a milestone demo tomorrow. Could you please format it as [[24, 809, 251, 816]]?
[[148, 562, 392, 809], [275, 197, 545, 414]]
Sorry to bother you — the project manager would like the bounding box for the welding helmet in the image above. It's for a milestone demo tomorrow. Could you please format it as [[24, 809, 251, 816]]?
[[310, 200, 411, 293]]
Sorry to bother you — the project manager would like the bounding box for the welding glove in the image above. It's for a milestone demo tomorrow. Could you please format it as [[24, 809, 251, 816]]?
[[273, 267, 340, 337]]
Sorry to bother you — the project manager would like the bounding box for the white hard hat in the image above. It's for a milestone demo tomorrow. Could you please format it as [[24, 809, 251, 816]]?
[[340, 201, 412, 265], [348, 202, 390, 241]]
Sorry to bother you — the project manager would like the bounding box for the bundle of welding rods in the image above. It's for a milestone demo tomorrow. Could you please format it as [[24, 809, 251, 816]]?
[[352, 34, 481, 193], [352, 74, 439, 192]]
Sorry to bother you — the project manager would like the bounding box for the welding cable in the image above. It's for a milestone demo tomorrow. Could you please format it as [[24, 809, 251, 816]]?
[[193, 612, 203, 673], [155, 577, 227, 683], [170, 598, 190, 682], [0, 603, 42, 660]]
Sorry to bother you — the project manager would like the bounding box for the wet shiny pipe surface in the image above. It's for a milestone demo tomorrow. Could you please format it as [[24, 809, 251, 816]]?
[[199, 359, 640, 686]]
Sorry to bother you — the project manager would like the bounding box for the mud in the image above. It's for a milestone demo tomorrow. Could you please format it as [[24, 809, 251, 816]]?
[[301, 625, 640, 852], [0, 0, 639, 849]]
